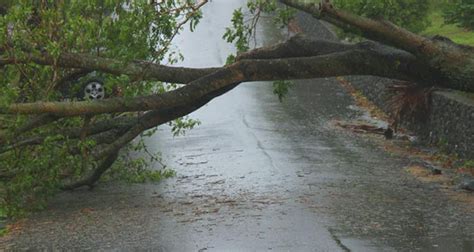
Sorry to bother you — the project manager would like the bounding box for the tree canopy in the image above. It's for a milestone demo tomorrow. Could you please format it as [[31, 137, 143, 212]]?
[[1, 0, 473, 216]]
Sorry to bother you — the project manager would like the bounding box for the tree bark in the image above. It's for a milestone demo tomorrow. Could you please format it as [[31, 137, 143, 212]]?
[[1, 38, 428, 116], [281, 0, 474, 92], [0, 52, 219, 85]]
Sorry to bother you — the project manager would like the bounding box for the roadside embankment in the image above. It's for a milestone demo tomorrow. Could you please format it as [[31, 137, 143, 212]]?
[[294, 11, 474, 160], [347, 76, 474, 159]]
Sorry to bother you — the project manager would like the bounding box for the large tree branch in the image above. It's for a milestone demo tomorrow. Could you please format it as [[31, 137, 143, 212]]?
[[281, 0, 439, 57], [237, 34, 431, 80], [1, 39, 426, 157], [0, 52, 219, 84], [237, 33, 354, 60], [0, 115, 140, 153], [91, 83, 240, 160], [281, 0, 474, 92], [0, 46, 425, 116], [61, 99, 201, 189]]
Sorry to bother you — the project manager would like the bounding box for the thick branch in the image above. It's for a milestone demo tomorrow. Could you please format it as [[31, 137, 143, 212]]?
[[237, 34, 430, 81], [91, 83, 240, 160], [0, 52, 219, 84], [0, 115, 139, 153], [1, 47, 423, 116], [281, 0, 474, 92], [237, 33, 355, 60], [61, 86, 224, 188], [281, 0, 439, 56]]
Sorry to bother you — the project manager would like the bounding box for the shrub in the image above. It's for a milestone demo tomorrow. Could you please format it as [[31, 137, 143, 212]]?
[[334, 0, 431, 33], [443, 0, 474, 30]]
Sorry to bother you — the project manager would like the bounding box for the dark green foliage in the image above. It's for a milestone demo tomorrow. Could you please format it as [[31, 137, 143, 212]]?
[[334, 0, 431, 33], [0, 0, 203, 217], [443, 0, 474, 30], [223, 8, 250, 52], [273, 80, 292, 102]]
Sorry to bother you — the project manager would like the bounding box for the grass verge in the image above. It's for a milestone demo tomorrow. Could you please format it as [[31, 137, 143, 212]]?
[[423, 10, 474, 46]]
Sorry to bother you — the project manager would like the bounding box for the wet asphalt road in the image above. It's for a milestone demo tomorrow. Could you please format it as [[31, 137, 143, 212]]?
[[3, 1, 474, 251]]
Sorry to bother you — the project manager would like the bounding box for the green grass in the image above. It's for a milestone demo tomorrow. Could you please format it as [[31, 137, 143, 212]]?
[[423, 11, 474, 46]]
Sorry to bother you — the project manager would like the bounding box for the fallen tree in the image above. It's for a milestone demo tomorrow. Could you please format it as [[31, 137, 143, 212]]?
[[1, 0, 473, 214]]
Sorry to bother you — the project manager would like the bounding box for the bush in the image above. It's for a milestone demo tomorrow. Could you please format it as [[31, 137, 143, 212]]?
[[443, 0, 474, 30], [0, 1, 200, 217]]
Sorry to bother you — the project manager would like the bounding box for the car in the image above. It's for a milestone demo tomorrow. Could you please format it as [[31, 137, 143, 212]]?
[[59, 72, 107, 101], [83, 79, 106, 100]]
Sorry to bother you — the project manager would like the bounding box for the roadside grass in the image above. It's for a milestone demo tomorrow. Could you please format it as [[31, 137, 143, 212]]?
[[423, 10, 474, 46]]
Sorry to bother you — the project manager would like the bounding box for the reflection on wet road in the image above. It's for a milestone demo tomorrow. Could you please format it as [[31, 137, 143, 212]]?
[[4, 0, 474, 251]]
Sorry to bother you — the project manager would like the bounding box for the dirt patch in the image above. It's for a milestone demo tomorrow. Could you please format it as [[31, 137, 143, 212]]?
[[405, 165, 453, 184], [336, 77, 392, 123], [0, 219, 25, 246]]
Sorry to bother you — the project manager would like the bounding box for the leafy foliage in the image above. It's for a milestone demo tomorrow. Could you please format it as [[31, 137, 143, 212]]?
[[333, 0, 431, 34], [443, 0, 474, 30], [223, 0, 295, 100], [0, 0, 204, 217], [106, 138, 176, 184], [224, 0, 295, 51], [273, 80, 292, 102], [224, 8, 250, 53]]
